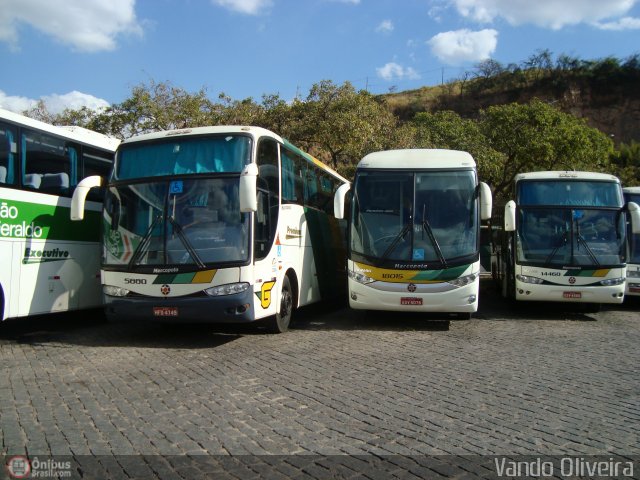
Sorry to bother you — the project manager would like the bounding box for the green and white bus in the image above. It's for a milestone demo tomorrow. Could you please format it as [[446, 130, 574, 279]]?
[[334, 149, 492, 317], [493, 171, 640, 305], [623, 187, 640, 296], [72, 126, 348, 332], [0, 108, 119, 321]]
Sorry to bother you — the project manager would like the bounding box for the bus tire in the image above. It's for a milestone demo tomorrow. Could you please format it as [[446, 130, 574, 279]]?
[[267, 276, 293, 334]]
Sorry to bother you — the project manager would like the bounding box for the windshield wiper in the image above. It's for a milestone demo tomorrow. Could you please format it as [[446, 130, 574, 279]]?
[[128, 213, 162, 269], [544, 230, 568, 267], [421, 205, 447, 267], [379, 223, 412, 262], [168, 216, 206, 268], [574, 217, 600, 266]]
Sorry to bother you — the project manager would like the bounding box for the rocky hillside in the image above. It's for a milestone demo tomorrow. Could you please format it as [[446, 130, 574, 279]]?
[[382, 70, 640, 146]]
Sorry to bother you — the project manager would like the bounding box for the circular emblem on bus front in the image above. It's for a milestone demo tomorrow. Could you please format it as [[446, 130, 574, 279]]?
[[407, 283, 417, 293], [160, 284, 171, 296], [569, 277, 576, 284]]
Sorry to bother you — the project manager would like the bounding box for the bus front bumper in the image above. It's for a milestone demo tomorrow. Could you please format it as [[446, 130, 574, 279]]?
[[104, 289, 257, 323], [348, 279, 478, 313], [514, 281, 625, 304]]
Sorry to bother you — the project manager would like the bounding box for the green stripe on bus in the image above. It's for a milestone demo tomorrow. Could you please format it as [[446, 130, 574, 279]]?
[[0, 198, 100, 241]]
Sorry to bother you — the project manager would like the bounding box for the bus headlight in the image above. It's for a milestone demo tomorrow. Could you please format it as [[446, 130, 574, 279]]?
[[599, 277, 625, 286], [204, 282, 250, 297], [627, 270, 640, 278], [103, 285, 130, 297], [516, 274, 544, 285], [447, 273, 478, 287], [348, 270, 375, 284]]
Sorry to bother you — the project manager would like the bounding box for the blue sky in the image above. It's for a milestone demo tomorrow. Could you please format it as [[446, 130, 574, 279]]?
[[1, 0, 640, 114]]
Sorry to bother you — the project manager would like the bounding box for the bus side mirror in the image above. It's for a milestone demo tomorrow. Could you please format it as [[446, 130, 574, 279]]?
[[239, 163, 258, 213], [629, 201, 640, 234], [479, 182, 492, 221], [334, 183, 351, 219], [71, 175, 102, 221], [504, 200, 516, 232]]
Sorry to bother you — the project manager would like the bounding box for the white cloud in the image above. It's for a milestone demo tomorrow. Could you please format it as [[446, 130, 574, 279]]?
[[594, 16, 640, 30], [428, 28, 498, 65], [0, 90, 110, 115], [376, 62, 421, 81], [450, 0, 638, 30], [376, 20, 394, 34], [211, 0, 273, 15], [0, 0, 142, 52]]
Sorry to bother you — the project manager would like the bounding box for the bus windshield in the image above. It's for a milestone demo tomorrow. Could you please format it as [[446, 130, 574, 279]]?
[[103, 177, 249, 268], [113, 135, 252, 180], [518, 180, 623, 207], [517, 208, 626, 267], [350, 170, 478, 265]]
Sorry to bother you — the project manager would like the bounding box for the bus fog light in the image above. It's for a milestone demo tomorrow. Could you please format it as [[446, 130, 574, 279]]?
[[468, 294, 477, 304], [103, 285, 130, 297], [204, 282, 250, 297], [349, 270, 375, 284], [516, 274, 544, 285], [599, 277, 625, 287], [447, 273, 478, 287]]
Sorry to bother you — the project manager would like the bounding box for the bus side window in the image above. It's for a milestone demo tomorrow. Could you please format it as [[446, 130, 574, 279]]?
[[281, 149, 304, 206], [21, 129, 77, 196], [0, 122, 17, 185], [82, 146, 113, 201]]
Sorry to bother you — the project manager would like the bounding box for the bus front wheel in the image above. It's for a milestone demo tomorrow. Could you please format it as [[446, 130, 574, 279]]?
[[267, 276, 293, 333]]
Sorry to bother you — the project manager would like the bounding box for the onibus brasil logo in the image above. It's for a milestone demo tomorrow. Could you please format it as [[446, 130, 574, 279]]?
[[6, 456, 72, 478]]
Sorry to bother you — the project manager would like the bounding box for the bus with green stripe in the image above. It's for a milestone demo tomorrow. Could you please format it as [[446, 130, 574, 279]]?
[[0, 108, 118, 321], [623, 187, 640, 297], [333, 149, 493, 318], [493, 171, 640, 306], [71, 126, 349, 332]]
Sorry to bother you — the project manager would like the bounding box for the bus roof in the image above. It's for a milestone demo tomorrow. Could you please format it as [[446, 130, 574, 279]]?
[[121, 125, 349, 184], [515, 171, 620, 183], [357, 149, 475, 170], [121, 125, 285, 145], [0, 107, 120, 151], [623, 186, 640, 194]]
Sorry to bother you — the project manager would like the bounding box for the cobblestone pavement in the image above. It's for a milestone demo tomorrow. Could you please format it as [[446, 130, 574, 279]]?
[[1, 281, 639, 478]]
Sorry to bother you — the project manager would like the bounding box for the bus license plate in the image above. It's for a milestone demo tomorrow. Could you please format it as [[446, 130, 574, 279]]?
[[153, 306, 178, 317], [401, 297, 423, 306], [563, 292, 581, 299]]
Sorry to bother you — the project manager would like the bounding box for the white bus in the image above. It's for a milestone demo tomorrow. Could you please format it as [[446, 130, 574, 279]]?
[[0, 108, 119, 321], [493, 171, 640, 306], [334, 149, 492, 318], [623, 187, 640, 296], [72, 126, 349, 333]]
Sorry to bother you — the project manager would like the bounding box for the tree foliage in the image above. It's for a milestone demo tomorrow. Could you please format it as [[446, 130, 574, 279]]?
[[479, 99, 614, 200], [25, 71, 636, 189]]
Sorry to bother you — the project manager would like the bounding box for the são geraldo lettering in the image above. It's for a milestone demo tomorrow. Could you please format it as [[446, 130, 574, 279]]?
[[0, 202, 43, 238]]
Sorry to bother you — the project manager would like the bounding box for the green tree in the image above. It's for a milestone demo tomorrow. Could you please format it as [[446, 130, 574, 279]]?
[[479, 99, 614, 201], [412, 110, 504, 186], [288, 80, 410, 176], [86, 80, 218, 138], [611, 140, 640, 186]]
